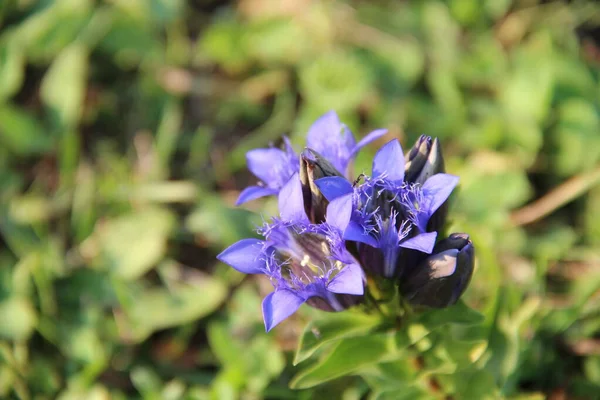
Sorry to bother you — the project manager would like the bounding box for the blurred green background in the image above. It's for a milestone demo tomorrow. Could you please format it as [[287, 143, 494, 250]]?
[[1, 0, 599, 398]]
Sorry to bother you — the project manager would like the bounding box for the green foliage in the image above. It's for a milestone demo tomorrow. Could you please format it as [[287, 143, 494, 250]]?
[[0, 0, 599, 398]]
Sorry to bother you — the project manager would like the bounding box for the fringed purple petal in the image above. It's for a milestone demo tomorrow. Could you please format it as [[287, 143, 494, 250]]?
[[344, 220, 378, 247], [327, 263, 364, 295], [217, 239, 265, 274], [262, 289, 306, 332]]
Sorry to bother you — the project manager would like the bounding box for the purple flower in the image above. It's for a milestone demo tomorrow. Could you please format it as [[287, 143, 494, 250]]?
[[307, 111, 387, 176], [314, 139, 458, 277], [223, 116, 474, 329], [236, 137, 299, 205], [219, 174, 365, 331], [236, 111, 386, 206]]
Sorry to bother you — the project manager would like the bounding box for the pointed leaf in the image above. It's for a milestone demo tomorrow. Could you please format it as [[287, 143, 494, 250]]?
[[291, 333, 396, 389], [294, 312, 383, 365]]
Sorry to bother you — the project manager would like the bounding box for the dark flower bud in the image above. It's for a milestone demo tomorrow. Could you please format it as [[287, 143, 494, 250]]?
[[404, 135, 451, 233], [299, 148, 343, 223], [399, 233, 474, 308], [404, 135, 445, 185]]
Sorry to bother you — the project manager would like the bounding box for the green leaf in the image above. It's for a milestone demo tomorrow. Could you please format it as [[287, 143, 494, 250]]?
[[499, 33, 554, 124], [585, 186, 600, 246], [0, 104, 53, 155], [530, 226, 577, 263], [40, 43, 88, 128], [359, 358, 422, 394], [10, 0, 92, 61], [453, 367, 500, 399], [245, 18, 307, 65], [98, 9, 160, 67], [299, 51, 372, 113], [125, 275, 227, 342], [198, 19, 250, 74], [416, 301, 485, 329], [0, 296, 37, 340], [484, 288, 541, 391], [0, 39, 25, 102], [456, 170, 531, 222], [186, 196, 259, 247], [370, 385, 433, 400], [63, 326, 107, 365], [294, 311, 383, 365], [551, 98, 600, 176], [290, 332, 397, 389], [97, 207, 174, 280]]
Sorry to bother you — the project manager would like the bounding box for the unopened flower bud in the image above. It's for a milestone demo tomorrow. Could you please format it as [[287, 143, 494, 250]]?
[[399, 233, 474, 308], [300, 148, 343, 223], [404, 135, 445, 185], [404, 135, 451, 232]]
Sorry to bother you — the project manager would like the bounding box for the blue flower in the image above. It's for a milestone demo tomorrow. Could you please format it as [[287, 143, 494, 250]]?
[[223, 114, 473, 330], [219, 174, 365, 331], [236, 111, 386, 205], [306, 111, 387, 176], [315, 139, 458, 278], [236, 137, 299, 205]]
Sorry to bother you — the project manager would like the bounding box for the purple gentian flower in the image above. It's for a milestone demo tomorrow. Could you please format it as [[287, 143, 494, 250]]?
[[306, 111, 387, 176], [313, 139, 460, 277], [236, 137, 299, 205], [219, 174, 365, 331], [237, 111, 386, 206], [316, 139, 458, 235]]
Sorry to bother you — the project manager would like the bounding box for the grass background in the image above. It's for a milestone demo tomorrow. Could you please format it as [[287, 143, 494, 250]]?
[[0, 0, 599, 398]]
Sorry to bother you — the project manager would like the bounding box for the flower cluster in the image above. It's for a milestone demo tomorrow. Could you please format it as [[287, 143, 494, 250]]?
[[218, 111, 474, 331]]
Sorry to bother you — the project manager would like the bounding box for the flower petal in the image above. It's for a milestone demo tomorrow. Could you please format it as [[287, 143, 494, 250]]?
[[400, 232, 437, 254], [262, 289, 306, 332], [344, 220, 378, 247], [236, 186, 278, 205], [306, 111, 354, 173], [278, 174, 308, 223], [372, 139, 405, 183], [306, 111, 344, 153], [326, 194, 353, 233], [422, 173, 460, 215], [351, 128, 387, 156], [217, 238, 265, 274], [247, 148, 295, 187], [315, 177, 353, 201], [327, 263, 364, 295]]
